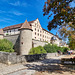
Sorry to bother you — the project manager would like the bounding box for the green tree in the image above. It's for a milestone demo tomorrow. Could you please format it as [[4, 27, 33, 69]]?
[[0, 39, 14, 52], [29, 46, 47, 55], [43, 0, 75, 42], [68, 36, 75, 49]]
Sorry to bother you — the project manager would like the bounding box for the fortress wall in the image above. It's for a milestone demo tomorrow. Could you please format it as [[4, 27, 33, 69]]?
[[32, 39, 48, 47], [4, 34, 20, 54]]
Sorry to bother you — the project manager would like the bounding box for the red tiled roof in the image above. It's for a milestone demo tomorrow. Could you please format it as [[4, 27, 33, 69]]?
[[0, 29, 4, 35], [3, 23, 23, 30], [3, 20, 35, 31], [19, 20, 32, 30]]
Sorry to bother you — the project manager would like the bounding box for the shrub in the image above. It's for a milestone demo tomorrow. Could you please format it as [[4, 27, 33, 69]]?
[[29, 46, 47, 55], [43, 44, 58, 53], [43, 43, 69, 53], [0, 39, 14, 52]]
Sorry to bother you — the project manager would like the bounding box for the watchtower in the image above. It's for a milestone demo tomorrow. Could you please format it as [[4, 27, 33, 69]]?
[[19, 20, 33, 55]]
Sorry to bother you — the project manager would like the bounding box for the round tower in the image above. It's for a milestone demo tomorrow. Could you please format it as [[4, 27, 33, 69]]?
[[0, 29, 4, 39], [19, 20, 33, 55]]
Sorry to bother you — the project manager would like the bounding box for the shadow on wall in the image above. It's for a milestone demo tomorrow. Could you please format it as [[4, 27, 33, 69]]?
[[25, 54, 47, 62], [14, 35, 20, 55]]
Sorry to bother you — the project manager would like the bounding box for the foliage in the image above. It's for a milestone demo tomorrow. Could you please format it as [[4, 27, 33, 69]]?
[[29, 46, 47, 55], [0, 39, 14, 52], [68, 36, 75, 50], [43, 43, 69, 53], [43, 44, 58, 53], [43, 0, 75, 42]]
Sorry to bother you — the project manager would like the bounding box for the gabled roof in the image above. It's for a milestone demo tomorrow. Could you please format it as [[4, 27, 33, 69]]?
[[3, 20, 35, 31], [19, 20, 32, 30], [0, 29, 4, 35]]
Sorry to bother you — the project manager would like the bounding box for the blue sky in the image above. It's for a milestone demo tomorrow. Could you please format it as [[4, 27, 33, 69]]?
[[0, 0, 57, 35], [0, 0, 75, 37]]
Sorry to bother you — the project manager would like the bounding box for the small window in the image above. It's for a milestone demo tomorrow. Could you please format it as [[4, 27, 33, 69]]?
[[35, 37, 36, 39], [7, 31, 8, 33], [38, 33, 39, 36], [40, 34, 41, 36], [35, 28, 36, 31], [38, 29, 39, 32], [35, 32, 36, 35]]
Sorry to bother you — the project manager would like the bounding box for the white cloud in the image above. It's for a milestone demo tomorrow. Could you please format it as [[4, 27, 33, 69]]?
[[9, 11, 23, 16], [0, 9, 24, 16], [9, 1, 20, 6], [9, 1, 31, 7], [0, 18, 16, 23]]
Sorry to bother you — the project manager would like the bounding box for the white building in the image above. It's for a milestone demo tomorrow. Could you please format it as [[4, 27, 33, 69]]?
[[2, 18, 67, 47]]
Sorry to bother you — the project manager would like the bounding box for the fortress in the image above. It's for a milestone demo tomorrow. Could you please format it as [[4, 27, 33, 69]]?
[[0, 18, 67, 55]]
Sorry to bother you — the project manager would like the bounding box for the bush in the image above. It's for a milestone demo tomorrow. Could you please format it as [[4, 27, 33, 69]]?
[[43, 43, 69, 53], [29, 46, 47, 55], [0, 39, 14, 52], [43, 44, 58, 53]]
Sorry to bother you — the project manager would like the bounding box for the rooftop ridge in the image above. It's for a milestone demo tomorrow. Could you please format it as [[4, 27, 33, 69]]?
[[19, 20, 32, 30], [3, 20, 35, 30]]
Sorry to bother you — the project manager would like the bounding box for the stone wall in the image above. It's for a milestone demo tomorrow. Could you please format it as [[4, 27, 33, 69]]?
[[32, 40, 48, 47], [4, 34, 20, 54], [4, 35, 48, 54], [46, 53, 58, 59], [0, 52, 58, 65], [0, 52, 26, 64]]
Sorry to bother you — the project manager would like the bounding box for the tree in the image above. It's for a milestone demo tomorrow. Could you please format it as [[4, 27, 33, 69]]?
[[0, 39, 14, 52], [29, 46, 47, 55], [43, 0, 75, 46], [68, 36, 75, 50]]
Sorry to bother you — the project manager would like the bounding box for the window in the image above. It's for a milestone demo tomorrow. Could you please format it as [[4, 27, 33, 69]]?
[[35, 37, 36, 39], [35, 28, 36, 31], [38, 33, 39, 36], [7, 31, 8, 33], [38, 29, 39, 32], [35, 32, 36, 35], [43, 35, 44, 37], [40, 34, 41, 36]]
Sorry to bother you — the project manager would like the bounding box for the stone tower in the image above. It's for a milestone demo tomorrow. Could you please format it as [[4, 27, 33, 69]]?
[[19, 20, 33, 55], [0, 29, 4, 39]]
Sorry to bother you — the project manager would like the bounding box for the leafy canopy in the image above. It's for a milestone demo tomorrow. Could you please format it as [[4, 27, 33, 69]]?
[[43, 0, 75, 47], [43, 0, 75, 30], [0, 39, 14, 52], [29, 46, 47, 55]]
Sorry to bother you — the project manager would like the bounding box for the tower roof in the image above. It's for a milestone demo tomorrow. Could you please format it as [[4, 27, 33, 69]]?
[[0, 29, 4, 35], [19, 20, 32, 30]]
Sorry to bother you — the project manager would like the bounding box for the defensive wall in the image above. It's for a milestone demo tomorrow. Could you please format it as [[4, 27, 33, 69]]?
[[4, 34, 48, 54], [0, 51, 58, 65]]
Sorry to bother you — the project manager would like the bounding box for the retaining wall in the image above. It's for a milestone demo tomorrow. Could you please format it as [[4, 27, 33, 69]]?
[[0, 52, 58, 65]]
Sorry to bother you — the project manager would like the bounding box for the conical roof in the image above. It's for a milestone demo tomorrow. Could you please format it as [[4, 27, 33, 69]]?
[[0, 29, 4, 35], [20, 20, 32, 30]]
